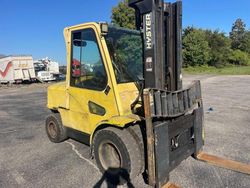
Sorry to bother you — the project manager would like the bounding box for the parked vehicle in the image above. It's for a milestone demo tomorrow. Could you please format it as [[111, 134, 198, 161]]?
[[37, 71, 56, 82], [34, 57, 59, 76], [0, 55, 36, 83]]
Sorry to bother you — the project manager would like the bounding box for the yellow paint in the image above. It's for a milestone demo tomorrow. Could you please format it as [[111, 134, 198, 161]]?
[[47, 82, 67, 109], [47, 22, 140, 143], [117, 83, 139, 115], [90, 114, 141, 143]]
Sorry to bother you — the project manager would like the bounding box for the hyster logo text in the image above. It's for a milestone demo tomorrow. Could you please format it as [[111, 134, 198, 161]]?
[[145, 14, 152, 49]]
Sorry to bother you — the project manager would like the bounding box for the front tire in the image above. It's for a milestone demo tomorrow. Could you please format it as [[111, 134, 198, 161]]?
[[45, 113, 68, 143], [93, 127, 142, 185]]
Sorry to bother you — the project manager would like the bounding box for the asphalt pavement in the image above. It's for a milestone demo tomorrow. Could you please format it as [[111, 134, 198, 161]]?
[[0, 75, 249, 188]]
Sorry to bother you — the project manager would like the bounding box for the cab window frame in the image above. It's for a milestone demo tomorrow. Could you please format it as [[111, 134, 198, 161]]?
[[70, 28, 108, 91]]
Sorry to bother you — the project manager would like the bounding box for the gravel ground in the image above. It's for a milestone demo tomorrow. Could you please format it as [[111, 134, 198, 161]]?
[[0, 75, 249, 188]]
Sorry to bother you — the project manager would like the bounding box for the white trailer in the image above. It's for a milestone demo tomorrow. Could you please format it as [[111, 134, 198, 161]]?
[[0, 55, 36, 83], [47, 61, 59, 75]]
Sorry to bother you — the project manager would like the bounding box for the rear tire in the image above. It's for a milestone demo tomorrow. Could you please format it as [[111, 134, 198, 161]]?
[[45, 113, 67, 143], [93, 127, 142, 185]]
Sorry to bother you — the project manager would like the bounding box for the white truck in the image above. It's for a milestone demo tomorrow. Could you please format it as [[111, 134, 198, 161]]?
[[36, 71, 56, 82], [0, 55, 36, 83], [34, 58, 60, 82]]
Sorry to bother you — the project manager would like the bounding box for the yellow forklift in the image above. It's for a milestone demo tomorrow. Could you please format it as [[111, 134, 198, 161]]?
[[45, 0, 250, 187]]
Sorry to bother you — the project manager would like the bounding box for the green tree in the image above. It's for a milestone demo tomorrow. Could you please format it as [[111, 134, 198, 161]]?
[[183, 29, 211, 67], [241, 31, 250, 54], [111, 0, 136, 29], [183, 26, 195, 38], [230, 19, 246, 50], [205, 30, 231, 67], [228, 49, 250, 66]]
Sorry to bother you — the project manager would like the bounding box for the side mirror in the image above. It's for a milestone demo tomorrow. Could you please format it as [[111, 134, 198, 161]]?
[[73, 39, 87, 47]]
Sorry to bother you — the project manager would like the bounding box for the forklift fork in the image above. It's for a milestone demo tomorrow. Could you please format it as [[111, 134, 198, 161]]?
[[143, 82, 250, 188], [196, 152, 250, 175], [162, 153, 250, 188]]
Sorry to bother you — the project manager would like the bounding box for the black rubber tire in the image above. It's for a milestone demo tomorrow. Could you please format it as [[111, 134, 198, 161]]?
[[45, 113, 68, 143], [93, 127, 142, 185], [127, 124, 145, 173]]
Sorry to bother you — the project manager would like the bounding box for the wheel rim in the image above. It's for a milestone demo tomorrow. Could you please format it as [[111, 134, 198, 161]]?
[[99, 142, 122, 171], [48, 121, 57, 139]]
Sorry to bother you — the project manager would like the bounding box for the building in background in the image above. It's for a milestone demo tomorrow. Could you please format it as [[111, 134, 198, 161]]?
[[0, 55, 36, 83]]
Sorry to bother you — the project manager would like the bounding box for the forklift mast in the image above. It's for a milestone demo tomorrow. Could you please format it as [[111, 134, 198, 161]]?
[[129, 1, 250, 188], [129, 0, 182, 91], [129, 1, 204, 187]]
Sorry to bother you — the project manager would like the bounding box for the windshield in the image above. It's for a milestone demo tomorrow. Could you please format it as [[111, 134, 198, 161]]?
[[105, 26, 143, 84]]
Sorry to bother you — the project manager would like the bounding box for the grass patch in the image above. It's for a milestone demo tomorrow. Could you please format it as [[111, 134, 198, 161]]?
[[183, 65, 250, 75]]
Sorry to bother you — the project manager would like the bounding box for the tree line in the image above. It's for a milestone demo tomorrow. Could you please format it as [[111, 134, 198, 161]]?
[[183, 20, 250, 67], [111, 0, 250, 67]]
